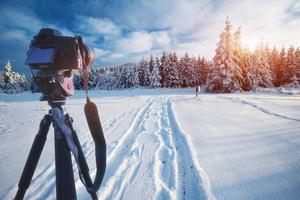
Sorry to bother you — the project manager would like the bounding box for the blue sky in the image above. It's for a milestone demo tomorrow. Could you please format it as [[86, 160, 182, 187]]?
[[0, 0, 299, 75]]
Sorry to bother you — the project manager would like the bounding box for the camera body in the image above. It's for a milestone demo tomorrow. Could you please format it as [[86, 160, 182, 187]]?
[[26, 28, 95, 70], [25, 28, 95, 104]]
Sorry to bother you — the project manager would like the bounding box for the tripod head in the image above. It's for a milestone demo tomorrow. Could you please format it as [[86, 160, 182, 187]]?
[[31, 69, 74, 106]]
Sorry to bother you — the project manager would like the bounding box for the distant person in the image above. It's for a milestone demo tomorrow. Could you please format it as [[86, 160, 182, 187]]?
[[195, 82, 200, 97]]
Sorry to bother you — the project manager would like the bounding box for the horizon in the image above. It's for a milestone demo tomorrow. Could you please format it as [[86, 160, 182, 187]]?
[[0, 0, 299, 75]]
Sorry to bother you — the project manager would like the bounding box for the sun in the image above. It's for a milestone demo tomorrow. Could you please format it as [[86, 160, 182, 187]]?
[[241, 36, 257, 51]]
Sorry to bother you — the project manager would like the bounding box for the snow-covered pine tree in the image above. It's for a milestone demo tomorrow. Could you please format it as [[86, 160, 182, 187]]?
[[207, 17, 242, 93], [159, 51, 167, 86], [232, 27, 245, 89], [240, 47, 252, 91], [248, 43, 273, 88], [116, 66, 124, 88], [196, 57, 212, 86], [144, 55, 155, 87], [118, 65, 126, 89], [3, 60, 15, 90], [95, 68, 106, 89], [283, 46, 296, 84], [126, 64, 139, 88], [276, 47, 287, 86], [268, 47, 280, 86], [96, 67, 112, 89], [294, 48, 300, 83], [88, 69, 97, 89], [110, 67, 121, 89], [73, 74, 84, 89], [0, 70, 4, 92], [137, 59, 148, 87], [181, 53, 196, 87], [149, 55, 154, 73], [194, 57, 201, 85], [149, 57, 161, 88], [178, 57, 186, 87], [194, 56, 202, 85], [1, 61, 29, 93], [161, 53, 180, 87]]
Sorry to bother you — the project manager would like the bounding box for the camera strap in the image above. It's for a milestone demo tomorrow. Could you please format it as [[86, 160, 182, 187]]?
[[76, 36, 106, 197]]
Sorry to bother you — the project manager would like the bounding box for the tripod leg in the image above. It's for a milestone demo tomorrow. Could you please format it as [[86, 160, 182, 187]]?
[[54, 125, 77, 200], [14, 115, 52, 200]]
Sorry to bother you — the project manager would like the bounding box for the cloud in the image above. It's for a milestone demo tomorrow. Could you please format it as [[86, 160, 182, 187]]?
[[0, 6, 42, 33], [151, 31, 171, 49], [94, 48, 110, 57], [76, 16, 121, 36], [116, 31, 153, 53], [0, 29, 29, 41]]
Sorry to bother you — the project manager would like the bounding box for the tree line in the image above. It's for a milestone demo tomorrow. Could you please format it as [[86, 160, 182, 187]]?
[[74, 53, 212, 90], [75, 18, 300, 92]]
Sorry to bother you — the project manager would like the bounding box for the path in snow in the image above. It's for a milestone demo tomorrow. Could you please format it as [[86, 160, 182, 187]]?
[[1, 89, 299, 200], [83, 97, 212, 200]]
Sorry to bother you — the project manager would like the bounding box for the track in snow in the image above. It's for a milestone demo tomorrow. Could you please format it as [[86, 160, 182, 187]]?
[[6, 105, 138, 199], [220, 96, 300, 122], [95, 96, 213, 200], [7, 96, 213, 200]]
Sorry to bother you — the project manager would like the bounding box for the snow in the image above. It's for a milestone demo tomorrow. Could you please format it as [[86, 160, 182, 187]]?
[[1, 88, 300, 200]]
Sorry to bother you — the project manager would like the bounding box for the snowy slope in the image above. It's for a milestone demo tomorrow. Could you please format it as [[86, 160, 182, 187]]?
[[0, 88, 300, 200]]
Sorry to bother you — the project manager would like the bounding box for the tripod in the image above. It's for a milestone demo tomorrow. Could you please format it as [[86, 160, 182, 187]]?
[[14, 101, 98, 200]]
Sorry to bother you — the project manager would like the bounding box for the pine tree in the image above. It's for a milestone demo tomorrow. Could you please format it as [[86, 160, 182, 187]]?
[[284, 46, 296, 84], [178, 57, 186, 87], [232, 27, 245, 89], [1, 61, 29, 93], [145, 55, 155, 87], [248, 43, 273, 88], [137, 60, 148, 87], [149, 57, 161, 88], [73, 74, 84, 89], [181, 53, 196, 87], [195, 57, 212, 86], [127, 64, 139, 88], [159, 51, 167, 86], [0, 70, 5, 92], [88, 69, 97, 89], [240, 48, 252, 90], [294, 48, 300, 83], [276, 47, 287, 86], [161, 53, 180, 87], [4, 60, 14, 87], [207, 17, 242, 92], [268, 47, 280, 86]]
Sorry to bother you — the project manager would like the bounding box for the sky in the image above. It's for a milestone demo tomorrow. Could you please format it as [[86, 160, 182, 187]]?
[[0, 0, 299, 76]]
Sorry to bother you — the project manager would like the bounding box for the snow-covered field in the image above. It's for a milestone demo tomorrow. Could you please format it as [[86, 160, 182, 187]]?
[[1, 88, 300, 200]]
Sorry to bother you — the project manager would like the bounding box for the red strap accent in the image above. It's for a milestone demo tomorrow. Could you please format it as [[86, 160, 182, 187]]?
[[83, 70, 89, 100]]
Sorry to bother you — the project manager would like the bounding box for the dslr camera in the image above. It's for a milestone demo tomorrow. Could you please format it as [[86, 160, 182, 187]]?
[[25, 28, 95, 103]]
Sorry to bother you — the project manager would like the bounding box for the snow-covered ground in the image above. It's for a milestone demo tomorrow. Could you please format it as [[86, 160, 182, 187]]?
[[1, 88, 300, 200]]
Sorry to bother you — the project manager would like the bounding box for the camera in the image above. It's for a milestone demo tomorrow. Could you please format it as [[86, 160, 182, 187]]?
[[25, 28, 95, 103], [26, 28, 95, 70]]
